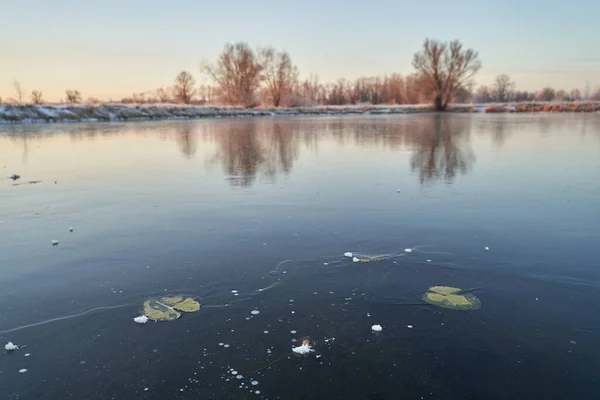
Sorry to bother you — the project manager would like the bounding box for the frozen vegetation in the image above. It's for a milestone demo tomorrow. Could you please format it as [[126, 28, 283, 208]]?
[[0, 102, 599, 125]]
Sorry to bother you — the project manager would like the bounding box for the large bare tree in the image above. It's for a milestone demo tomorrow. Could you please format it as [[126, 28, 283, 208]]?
[[202, 42, 264, 107], [258, 47, 298, 107], [412, 39, 481, 111], [492, 74, 515, 102], [173, 71, 196, 104]]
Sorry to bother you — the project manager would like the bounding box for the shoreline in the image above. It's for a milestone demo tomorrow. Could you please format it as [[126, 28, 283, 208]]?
[[1, 102, 599, 125]]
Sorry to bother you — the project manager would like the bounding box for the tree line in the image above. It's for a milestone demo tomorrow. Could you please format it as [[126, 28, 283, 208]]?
[[128, 40, 600, 110], [4, 39, 600, 110]]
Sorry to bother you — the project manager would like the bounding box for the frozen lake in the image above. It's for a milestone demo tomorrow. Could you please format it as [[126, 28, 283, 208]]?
[[1, 114, 599, 399]]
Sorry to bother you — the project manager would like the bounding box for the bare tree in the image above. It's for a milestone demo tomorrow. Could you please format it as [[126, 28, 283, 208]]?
[[202, 42, 264, 107], [570, 88, 582, 101], [412, 39, 481, 111], [492, 74, 515, 102], [30, 90, 44, 105], [173, 71, 196, 104], [536, 87, 556, 102], [258, 47, 298, 107], [555, 89, 569, 101], [13, 81, 24, 104], [591, 86, 600, 101], [584, 81, 591, 100], [66, 89, 82, 104], [474, 85, 492, 103], [156, 87, 170, 102]]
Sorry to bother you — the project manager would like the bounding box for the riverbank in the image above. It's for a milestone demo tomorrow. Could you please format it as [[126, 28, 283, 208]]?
[[1, 102, 599, 125]]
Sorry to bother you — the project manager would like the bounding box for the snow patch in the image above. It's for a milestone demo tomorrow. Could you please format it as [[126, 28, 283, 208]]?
[[134, 315, 148, 324], [371, 325, 383, 332], [292, 343, 314, 355], [5, 342, 19, 351]]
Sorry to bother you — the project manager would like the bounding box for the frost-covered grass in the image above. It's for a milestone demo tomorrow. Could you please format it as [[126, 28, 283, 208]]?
[[1, 101, 598, 125]]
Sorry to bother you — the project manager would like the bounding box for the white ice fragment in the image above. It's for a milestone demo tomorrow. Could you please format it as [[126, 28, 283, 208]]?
[[133, 315, 148, 324], [407, 325, 413, 329], [144, 388, 149, 391], [344, 252, 353, 258], [224, 344, 230, 348], [255, 391, 261, 394], [231, 290, 238, 294], [231, 370, 238, 375], [250, 310, 260, 315], [52, 240, 59, 246], [219, 343, 224, 346], [24, 353, 30, 357], [264, 330, 269, 334], [404, 248, 412, 253], [290, 330, 297, 334], [236, 375, 243, 379], [5, 342, 19, 351], [19, 369, 27, 373], [427, 259, 432, 262], [485, 246, 490, 251], [352, 257, 360, 263], [251, 380, 259, 386], [292, 343, 314, 355], [371, 325, 383, 332]]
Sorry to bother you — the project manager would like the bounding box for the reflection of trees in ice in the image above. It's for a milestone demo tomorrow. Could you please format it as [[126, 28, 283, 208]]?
[[175, 123, 197, 159], [206, 120, 300, 187], [409, 115, 475, 185], [3, 114, 596, 187]]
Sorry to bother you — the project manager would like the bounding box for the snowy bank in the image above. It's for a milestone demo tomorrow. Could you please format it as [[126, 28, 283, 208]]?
[[0, 102, 598, 125]]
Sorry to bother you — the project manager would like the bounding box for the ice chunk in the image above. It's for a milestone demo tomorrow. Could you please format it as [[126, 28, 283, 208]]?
[[5, 342, 19, 351], [344, 252, 353, 258], [292, 343, 314, 355], [19, 369, 27, 373], [134, 315, 148, 324], [352, 257, 360, 263], [250, 310, 260, 315], [404, 248, 412, 253], [371, 325, 383, 332], [485, 246, 490, 251]]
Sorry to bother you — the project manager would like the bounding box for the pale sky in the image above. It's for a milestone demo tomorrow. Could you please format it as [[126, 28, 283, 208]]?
[[1, 0, 599, 101]]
